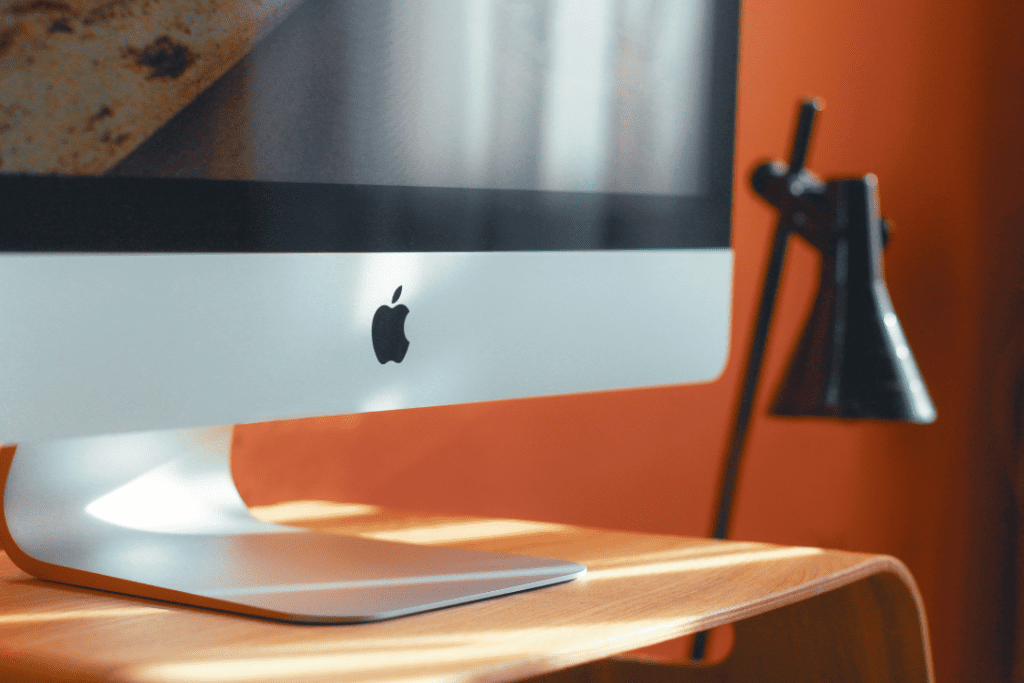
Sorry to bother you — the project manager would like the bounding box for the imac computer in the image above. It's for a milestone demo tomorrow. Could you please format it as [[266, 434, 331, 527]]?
[[0, 0, 738, 622]]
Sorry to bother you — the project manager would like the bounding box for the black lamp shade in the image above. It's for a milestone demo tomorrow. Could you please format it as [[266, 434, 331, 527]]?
[[772, 176, 936, 423]]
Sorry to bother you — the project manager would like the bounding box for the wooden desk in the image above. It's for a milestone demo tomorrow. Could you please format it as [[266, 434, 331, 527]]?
[[0, 501, 932, 683]]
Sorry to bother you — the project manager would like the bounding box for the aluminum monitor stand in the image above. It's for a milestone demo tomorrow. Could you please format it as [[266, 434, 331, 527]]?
[[0, 427, 585, 623]]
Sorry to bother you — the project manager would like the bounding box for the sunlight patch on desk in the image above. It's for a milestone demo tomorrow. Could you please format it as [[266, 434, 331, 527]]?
[[359, 519, 571, 544], [0, 606, 167, 624], [248, 500, 381, 523], [131, 621, 677, 683], [587, 546, 824, 581], [583, 541, 775, 569]]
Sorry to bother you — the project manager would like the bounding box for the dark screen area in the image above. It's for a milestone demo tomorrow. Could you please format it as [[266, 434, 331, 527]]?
[[0, 0, 738, 252], [0, 175, 732, 252]]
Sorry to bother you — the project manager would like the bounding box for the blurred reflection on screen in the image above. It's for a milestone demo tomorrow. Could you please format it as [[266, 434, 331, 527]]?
[[117, 0, 715, 196]]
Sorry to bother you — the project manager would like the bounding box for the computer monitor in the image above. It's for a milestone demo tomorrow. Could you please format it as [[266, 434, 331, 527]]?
[[0, 0, 739, 622]]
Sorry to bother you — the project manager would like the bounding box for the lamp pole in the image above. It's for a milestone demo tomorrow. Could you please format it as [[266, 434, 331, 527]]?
[[710, 98, 823, 541], [691, 98, 823, 660]]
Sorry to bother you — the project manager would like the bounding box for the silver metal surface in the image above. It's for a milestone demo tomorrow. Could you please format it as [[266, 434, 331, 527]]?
[[0, 250, 732, 442], [2, 427, 586, 622]]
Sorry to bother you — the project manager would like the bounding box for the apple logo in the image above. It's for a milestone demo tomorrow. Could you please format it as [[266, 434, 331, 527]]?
[[371, 285, 410, 364]]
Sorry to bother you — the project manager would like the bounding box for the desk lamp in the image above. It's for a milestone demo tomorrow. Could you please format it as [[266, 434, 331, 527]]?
[[692, 99, 936, 659]]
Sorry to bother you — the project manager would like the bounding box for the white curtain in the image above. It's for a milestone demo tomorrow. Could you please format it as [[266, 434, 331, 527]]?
[[247, 0, 714, 195]]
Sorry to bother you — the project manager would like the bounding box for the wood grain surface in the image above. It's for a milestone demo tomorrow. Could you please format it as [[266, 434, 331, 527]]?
[[0, 500, 933, 683], [0, 0, 302, 174]]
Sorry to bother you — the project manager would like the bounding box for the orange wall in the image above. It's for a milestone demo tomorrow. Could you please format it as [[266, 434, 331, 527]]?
[[233, 1, 1024, 681]]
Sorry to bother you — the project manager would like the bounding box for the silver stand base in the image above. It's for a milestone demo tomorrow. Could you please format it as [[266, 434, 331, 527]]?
[[0, 427, 585, 623]]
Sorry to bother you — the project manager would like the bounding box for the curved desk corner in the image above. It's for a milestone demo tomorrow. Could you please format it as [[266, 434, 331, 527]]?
[[558, 559, 933, 683]]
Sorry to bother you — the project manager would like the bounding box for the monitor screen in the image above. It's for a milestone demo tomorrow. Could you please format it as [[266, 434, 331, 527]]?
[[0, 0, 738, 441], [1, 0, 736, 252]]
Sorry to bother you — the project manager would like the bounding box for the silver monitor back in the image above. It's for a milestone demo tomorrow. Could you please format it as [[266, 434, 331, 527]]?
[[0, 250, 730, 442]]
